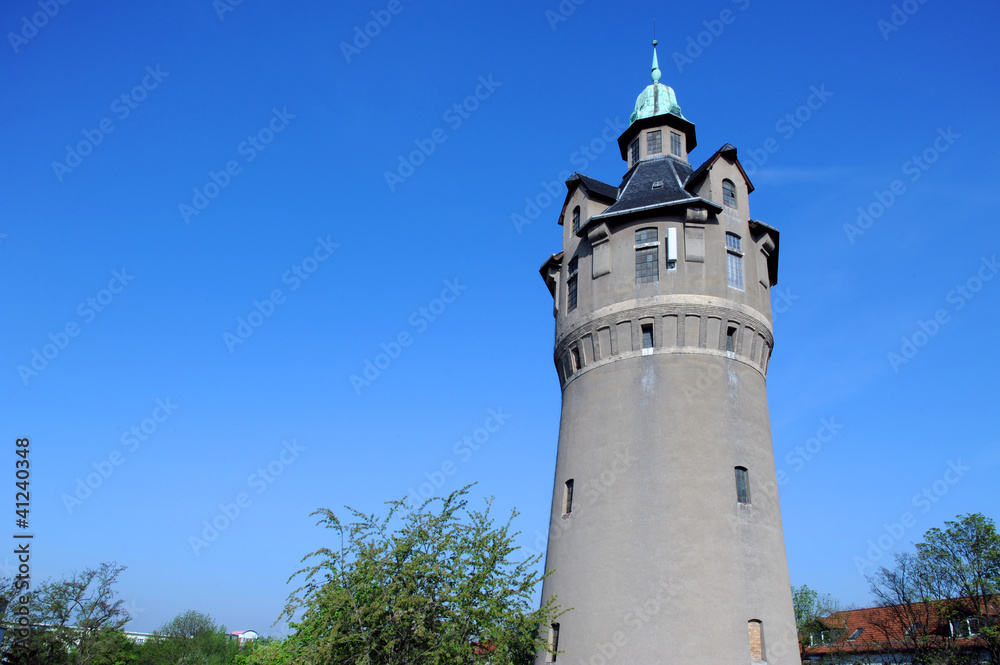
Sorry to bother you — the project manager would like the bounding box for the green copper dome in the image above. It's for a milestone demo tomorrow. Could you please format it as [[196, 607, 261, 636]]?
[[629, 40, 685, 124]]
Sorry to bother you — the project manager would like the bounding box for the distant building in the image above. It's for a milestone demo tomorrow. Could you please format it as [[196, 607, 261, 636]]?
[[229, 629, 259, 644], [805, 599, 999, 663]]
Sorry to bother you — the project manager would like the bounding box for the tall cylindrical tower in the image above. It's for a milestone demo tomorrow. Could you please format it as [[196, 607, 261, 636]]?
[[535, 43, 800, 665]]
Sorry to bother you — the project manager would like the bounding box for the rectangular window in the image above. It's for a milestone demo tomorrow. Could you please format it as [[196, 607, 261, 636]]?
[[647, 130, 662, 155], [571, 347, 581, 372], [735, 467, 750, 504], [630, 138, 640, 164], [726, 326, 738, 354], [671, 131, 682, 156], [636, 247, 658, 283], [636, 228, 658, 244], [572, 206, 581, 233], [642, 324, 653, 349], [563, 479, 574, 515], [726, 233, 744, 290], [567, 257, 578, 311]]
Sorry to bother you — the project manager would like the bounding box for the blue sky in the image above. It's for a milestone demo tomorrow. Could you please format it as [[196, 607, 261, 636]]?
[[1, 0, 998, 635]]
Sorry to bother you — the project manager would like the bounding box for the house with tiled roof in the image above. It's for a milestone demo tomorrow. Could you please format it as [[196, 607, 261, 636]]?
[[802, 597, 998, 664]]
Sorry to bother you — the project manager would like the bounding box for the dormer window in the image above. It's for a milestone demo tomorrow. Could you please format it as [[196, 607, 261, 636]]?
[[723, 179, 737, 208], [652, 181, 663, 190], [647, 130, 662, 155], [572, 206, 581, 233]]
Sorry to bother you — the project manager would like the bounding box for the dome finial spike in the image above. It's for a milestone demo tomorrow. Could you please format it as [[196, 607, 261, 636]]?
[[651, 35, 661, 84]]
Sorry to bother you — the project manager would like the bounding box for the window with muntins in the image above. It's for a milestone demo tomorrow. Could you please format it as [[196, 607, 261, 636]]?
[[723, 179, 737, 208], [567, 257, 579, 311], [670, 131, 682, 156], [572, 206, 581, 233], [630, 138, 640, 164], [647, 130, 662, 155], [635, 228, 659, 284], [735, 466, 751, 504], [726, 233, 744, 290]]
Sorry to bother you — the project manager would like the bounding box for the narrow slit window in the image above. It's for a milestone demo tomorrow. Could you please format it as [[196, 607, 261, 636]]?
[[748, 620, 764, 661], [670, 131, 682, 156], [572, 206, 581, 234], [647, 130, 662, 155], [548, 622, 560, 662], [567, 257, 579, 311], [571, 347, 581, 372], [735, 466, 750, 504], [642, 324, 653, 349], [726, 233, 744, 290], [726, 326, 738, 354], [563, 479, 574, 515]]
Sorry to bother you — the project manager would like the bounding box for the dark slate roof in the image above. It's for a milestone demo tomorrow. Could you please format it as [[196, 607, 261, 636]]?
[[570, 173, 618, 202], [593, 156, 721, 221]]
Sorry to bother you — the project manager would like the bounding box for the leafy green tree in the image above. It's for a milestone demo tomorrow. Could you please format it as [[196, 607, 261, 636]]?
[[868, 513, 1000, 665], [279, 486, 562, 664], [0, 562, 131, 665], [137, 610, 239, 665], [791, 584, 844, 658]]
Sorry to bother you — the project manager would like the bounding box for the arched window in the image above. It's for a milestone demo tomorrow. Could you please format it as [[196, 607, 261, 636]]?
[[723, 179, 737, 208], [572, 206, 581, 233]]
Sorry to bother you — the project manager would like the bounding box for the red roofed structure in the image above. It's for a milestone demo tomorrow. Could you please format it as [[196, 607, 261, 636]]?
[[802, 597, 998, 664]]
